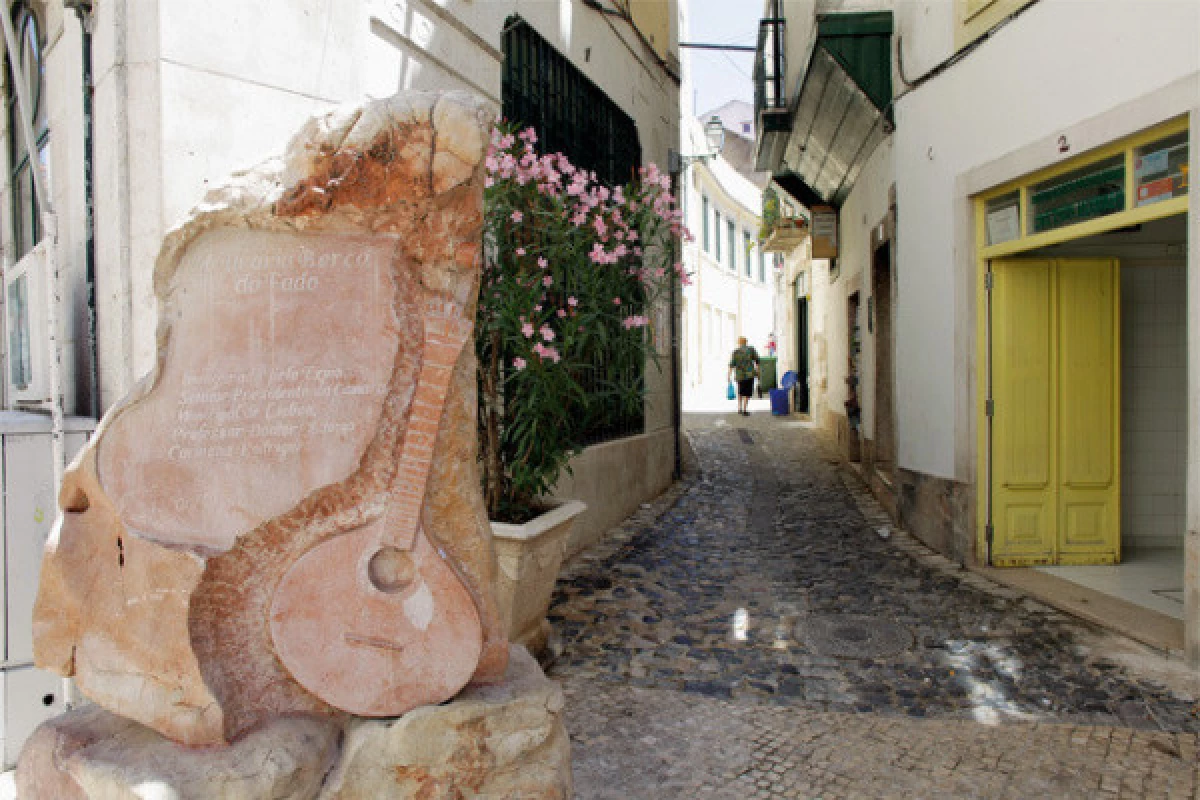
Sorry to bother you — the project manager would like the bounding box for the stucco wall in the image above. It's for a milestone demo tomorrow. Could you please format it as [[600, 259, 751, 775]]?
[[890, 0, 1200, 481], [681, 121, 773, 406]]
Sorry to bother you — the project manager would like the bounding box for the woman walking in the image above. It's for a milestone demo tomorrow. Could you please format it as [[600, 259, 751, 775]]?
[[727, 336, 759, 416]]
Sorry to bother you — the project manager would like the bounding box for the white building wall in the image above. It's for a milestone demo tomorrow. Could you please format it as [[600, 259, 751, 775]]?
[[680, 123, 774, 410], [891, 0, 1200, 480], [818, 137, 892, 436]]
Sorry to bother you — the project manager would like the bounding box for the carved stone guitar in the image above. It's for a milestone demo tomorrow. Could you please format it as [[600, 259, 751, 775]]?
[[269, 294, 483, 716]]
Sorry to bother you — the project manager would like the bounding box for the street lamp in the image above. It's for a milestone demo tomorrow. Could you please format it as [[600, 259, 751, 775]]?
[[668, 115, 726, 173]]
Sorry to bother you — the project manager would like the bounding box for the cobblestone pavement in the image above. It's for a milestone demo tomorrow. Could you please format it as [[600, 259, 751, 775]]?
[[552, 412, 1200, 798]]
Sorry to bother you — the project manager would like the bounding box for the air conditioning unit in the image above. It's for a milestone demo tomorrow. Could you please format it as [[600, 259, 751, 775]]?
[[4, 241, 52, 406]]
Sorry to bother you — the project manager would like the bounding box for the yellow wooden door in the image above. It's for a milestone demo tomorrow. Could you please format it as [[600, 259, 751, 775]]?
[[1055, 259, 1120, 564], [989, 258, 1120, 566], [991, 259, 1057, 566]]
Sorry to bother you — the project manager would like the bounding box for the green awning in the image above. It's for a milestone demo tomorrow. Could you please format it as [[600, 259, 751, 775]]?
[[755, 11, 892, 209]]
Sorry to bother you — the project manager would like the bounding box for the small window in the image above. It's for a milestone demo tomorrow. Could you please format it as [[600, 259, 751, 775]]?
[[727, 219, 736, 271], [7, 273, 31, 390], [743, 230, 753, 278], [759, 247, 766, 283], [1134, 132, 1189, 207], [702, 195, 710, 252], [1029, 154, 1124, 235], [984, 191, 1020, 246]]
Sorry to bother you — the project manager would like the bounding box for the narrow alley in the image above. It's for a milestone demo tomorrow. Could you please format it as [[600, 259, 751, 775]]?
[[554, 414, 1200, 799]]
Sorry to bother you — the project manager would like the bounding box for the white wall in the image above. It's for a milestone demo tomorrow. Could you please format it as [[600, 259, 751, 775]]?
[[681, 116, 774, 408], [892, 0, 1200, 480], [1122, 263, 1187, 552], [819, 136, 892, 433]]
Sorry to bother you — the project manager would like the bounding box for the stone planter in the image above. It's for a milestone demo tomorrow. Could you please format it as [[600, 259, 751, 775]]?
[[491, 501, 587, 659]]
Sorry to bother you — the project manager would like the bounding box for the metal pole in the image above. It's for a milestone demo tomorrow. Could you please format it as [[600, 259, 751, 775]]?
[[669, 163, 684, 480]]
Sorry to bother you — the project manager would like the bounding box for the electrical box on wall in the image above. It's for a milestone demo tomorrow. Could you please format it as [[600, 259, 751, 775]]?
[[3, 241, 53, 406]]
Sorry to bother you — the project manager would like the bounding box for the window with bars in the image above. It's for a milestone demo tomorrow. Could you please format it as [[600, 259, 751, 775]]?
[[502, 16, 641, 187], [501, 15, 645, 447]]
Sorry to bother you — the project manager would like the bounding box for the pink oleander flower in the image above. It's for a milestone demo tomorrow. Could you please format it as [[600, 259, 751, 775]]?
[[511, 210, 524, 223], [516, 247, 526, 257], [513, 357, 527, 370], [537, 257, 548, 269], [568, 296, 578, 307], [543, 275, 553, 287], [558, 309, 567, 318], [540, 325, 555, 342], [613, 297, 622, 306], [522, 322, 535, 338]]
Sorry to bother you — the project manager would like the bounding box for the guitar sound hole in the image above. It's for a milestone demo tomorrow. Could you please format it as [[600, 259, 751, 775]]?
[[368, 546, 416, 593]]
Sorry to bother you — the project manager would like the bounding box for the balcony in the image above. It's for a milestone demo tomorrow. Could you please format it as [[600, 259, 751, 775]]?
[[754, 9, 893, 210], [760, 185, 809, 253]]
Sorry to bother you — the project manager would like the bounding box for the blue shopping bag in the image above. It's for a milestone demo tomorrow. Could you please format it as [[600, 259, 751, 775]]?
[[726, 382, 736, 400]]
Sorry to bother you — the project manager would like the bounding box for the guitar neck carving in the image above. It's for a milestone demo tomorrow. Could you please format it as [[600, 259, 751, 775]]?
[[383, 296, 473, 550]]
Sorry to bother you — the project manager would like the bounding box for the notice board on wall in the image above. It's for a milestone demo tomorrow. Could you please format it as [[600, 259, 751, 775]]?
[[811, 207, 838, 259]]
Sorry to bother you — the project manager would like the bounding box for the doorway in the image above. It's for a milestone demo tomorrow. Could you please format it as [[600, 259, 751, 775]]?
[[988, 258, 1120, 567], [795, 296, 810, 414], [984, 214, 1187, 619], [871, 240, 895, 473]]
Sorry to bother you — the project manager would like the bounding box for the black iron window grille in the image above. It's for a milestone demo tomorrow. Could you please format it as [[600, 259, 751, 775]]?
[[502, 15, 646, 447]]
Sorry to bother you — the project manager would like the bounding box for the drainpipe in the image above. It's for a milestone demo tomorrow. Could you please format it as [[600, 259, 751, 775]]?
[[668, 227, 682, 480], [64, 0, 98, 418], [668, 169, 683, 480]]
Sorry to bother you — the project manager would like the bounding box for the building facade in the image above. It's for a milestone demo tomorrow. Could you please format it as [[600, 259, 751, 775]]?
[[755, 0, 1200, 659], [0, 0, 682, 762], [680, 108, 780, 410]]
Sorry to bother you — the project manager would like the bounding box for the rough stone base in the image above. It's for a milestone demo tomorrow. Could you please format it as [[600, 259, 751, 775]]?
[[17, 646, 570, 799], [896, 467, 973, 564]]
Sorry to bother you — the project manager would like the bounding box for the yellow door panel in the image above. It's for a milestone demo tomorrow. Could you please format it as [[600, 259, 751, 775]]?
[[1056, 259, 1120, 561], [991, 259, 1056, 566]]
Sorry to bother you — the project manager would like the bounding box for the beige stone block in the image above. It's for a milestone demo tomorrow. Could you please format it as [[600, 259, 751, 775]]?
[[16, 705, 341, 800], [321, 646, 571, 799]]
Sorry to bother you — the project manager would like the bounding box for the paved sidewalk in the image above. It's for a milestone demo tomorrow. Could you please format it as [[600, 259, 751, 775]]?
[[553, 412, 1200, 798]]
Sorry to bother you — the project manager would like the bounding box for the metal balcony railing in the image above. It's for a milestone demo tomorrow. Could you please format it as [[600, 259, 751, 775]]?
[[754, 13, 787, 120]]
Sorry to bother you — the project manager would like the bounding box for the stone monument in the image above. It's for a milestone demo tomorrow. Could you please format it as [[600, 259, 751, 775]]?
[[18, 91, 571, 798]]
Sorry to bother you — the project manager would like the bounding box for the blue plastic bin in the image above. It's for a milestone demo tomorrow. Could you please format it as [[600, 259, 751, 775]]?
[[770, 387, 790, 416]]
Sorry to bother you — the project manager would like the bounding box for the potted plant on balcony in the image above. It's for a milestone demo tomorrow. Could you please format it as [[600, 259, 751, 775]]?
[[477, 126, 688, 656]]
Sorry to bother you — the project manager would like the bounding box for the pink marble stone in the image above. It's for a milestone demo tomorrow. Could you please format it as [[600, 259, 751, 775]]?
[[30, 90, 509, 745]]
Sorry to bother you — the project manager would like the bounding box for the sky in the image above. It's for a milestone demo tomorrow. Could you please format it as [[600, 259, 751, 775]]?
[[686, 0, 761, 117]]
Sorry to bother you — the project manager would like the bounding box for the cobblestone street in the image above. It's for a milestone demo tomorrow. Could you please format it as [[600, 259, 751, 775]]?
[[552, 413, 1200, 798]]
